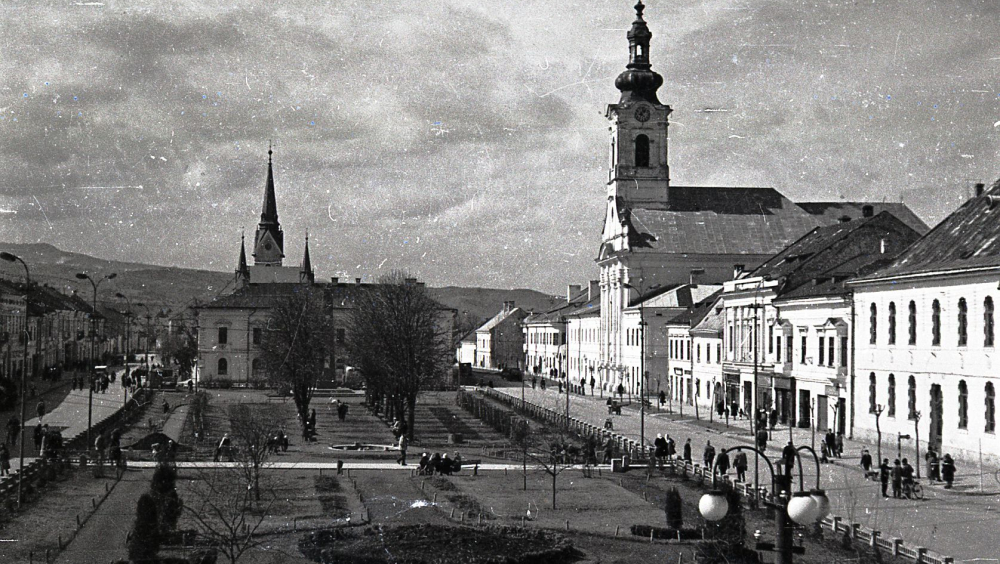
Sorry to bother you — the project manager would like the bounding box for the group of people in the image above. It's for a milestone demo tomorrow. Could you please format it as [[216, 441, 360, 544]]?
[[94, 427, 126, 468], [417, 452, 462, 475], [329, 398, 350, 421], [924, 448, 958, 488]]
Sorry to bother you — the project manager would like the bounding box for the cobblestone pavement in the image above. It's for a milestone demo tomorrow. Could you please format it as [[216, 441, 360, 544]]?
[[498, 380, 1000, 564]]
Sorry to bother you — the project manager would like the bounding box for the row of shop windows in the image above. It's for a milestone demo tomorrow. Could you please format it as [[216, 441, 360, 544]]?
[[869, 297, 995, 348]]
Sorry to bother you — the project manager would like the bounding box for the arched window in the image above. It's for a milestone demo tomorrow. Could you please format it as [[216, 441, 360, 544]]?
[[869, 303, 877, 345], [958, 298, 968, 346], [932, 300, 941, 346], [907, 376, 917, 420], [888, 374, 896, 417], [888, 302, 896, 345], [634, 134, 650, 167], [218, 358, 228, 376], [959, 380, 969, 429], [869, 373, 877, 413], [908, 301, 917, 345], [986, 297, 995, 347], [987, 382, 996, 433]]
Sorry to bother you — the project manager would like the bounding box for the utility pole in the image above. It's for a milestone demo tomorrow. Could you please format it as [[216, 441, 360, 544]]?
[[914, 411, 922, 479], [75, 271, 117, 450]]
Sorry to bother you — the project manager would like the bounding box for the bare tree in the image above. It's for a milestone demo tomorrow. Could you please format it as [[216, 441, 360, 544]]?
[[227, 403, 282, 501], [184, 466, 274, 564], [346, 271, 451, 439], [508, 413, 575, 509], [258, 285, 333, 427]]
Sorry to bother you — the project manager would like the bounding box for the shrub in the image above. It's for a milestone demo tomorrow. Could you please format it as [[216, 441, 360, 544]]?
[[128, 493, 161, 562], [664, 487, 683, 529], [150, 463, 183, 536]]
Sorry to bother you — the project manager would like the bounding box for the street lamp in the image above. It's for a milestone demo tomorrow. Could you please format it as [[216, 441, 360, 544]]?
[[1, 251, 30, 508], [700, 445, 830, 564], [115, 293, 134, 408], [75, 271, 117, 449]]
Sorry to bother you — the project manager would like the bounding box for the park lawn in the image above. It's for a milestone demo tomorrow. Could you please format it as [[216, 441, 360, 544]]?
[[0, 467, 120, 562], [421, 470, 668, 537]]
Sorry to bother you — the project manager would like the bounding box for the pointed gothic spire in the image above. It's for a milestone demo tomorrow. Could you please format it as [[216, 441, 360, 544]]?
[[614, 1, 663, 104], [236, 231, 250, 285], [300, 232, 315, 283], [260, 144, 278, 225]]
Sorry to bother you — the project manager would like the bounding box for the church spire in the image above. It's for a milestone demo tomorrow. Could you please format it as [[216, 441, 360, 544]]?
[[252, 145, 285, 266], [614, 1, 663, 104], [300, 231, 314, 283], [236, 231, 250, 286], [260, 143, 278, 226]]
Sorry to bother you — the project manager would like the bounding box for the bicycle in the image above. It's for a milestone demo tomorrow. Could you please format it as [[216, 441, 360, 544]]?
[[902, 480, 924, 500]]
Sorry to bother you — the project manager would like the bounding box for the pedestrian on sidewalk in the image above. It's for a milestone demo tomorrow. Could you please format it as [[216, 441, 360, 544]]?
[[756, 428, 768, 451], [891, 459, 903, 498], [36, 400, 45, 423], [666, 435, 676, 460], [925, 448, 940, 482], [769, 409, 778, 430], [0, 444, 10, 476], [703, 441, 716, 470], [860, 448, 873, 474], [836, 432, 845, 457], [683, 439, 692, 463], [879, 458, 890, 497], [589, 376, 595, 395], [659, 390, 666, 407], [397, 434, 408, 466], [6, 416, 20, 446], [714, 450, 730, 476], [734, 451, 748, 482], [825, 431, 836, 460], [32, 423, 42, 454], [781, 441, 796, 476], [653, 434, 668, 469], [941, 454, 956, 489]]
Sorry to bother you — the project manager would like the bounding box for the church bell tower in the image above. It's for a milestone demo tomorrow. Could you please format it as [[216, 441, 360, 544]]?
[[606, 1, 671, 205], [252, 147, 285, 266]]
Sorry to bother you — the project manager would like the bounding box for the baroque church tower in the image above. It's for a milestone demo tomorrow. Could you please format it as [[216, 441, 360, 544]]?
[[253, 147, 285, 266]]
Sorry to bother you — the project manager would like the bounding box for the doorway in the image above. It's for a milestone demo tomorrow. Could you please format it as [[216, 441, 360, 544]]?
[[929, 384, 943, 454], [837, 398, 847, 435], [816, 395, 828, 431], [743, 382, 753, 417], [798, 389, 811, 428]]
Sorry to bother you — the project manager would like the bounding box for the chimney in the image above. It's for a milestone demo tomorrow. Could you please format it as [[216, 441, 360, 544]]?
[[567, 284, 582, 303], [330, 277, 339, 285], [588, 280, 600, 301], [976, 183, 986, 197], [838, 215, 852, 223], [355, 278, 362, 285], [503, 301, 514, 313], [862, 205, 874, 218], [733, 264, 745, 280], [405, 277, 417, 286]]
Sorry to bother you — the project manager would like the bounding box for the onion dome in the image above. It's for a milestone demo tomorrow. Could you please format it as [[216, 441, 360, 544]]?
[[614, 1, 663, 104]]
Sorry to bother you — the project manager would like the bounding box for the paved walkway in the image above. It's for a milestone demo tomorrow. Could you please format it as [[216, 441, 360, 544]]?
[[494, 382, 1000, 564], [54, 471, 147, 564]]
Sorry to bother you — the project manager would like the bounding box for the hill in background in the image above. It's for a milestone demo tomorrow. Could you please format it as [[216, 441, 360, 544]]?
[[0, 243, 565, 329]]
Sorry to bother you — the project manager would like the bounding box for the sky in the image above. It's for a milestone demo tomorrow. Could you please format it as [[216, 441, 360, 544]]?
[[1, 0, 1000, 293]]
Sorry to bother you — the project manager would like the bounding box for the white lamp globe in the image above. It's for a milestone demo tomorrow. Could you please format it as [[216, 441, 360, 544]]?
[[810, 489, 831, 521], [699, 490, 729, 522], [787, 491, 819, 525]]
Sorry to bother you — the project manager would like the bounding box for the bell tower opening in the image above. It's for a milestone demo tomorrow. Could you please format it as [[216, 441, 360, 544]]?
[[634, 134, 650, 168]]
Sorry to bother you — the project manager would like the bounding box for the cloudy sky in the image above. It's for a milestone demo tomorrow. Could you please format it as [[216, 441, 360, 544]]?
[[1, 0, 999, 292]]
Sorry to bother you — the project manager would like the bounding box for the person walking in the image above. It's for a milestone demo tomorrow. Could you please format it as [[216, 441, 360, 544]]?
[[925, 448, 940, 482], [653, 434, 668, 468], [781, 441, 796, 476], [703, 441, 716, 470], [666, 435, 676, 460], [879, 458, 891, 497], [756, 428, 768, 451], [860, 448, 873, 474], [0, 444, 10, 476], [32, 423, 43, 454], [941, 454, 956, 489], [589, 376, 595, 395], [734, 450, 748, 482], [901, 458, 915, 494], [825, 431, 836, 460], [683, 439, 692, 463], [714, 450, 730, 476], [891, 459, 903, 498], [397, 434, 408, 466], [35, 400, 45, 424], [835, 432, 845, 458], [6, 416, 20, 447]]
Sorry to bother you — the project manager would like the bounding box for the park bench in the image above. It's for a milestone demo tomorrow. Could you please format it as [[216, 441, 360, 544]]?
[[266, 393, 290, 402]]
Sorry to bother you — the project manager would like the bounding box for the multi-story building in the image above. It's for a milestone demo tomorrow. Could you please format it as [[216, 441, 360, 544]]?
[[525, 284, 597, 380], [850, 182, 1000, 463], [475, 301, 528, 371], [721, 211, 921, 433], [690, 295, 725, 416], [592, 3, 927, 400]]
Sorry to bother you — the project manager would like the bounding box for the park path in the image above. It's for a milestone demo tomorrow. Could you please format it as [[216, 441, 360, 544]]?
[[499, 381, 1000, 564], [53, 471, 148, 564]]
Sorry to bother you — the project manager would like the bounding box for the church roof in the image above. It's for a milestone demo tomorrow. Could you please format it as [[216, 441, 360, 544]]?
[[797, 202, 929, 234], [624, 186, 823, 255], [854, 180, 1000, 282]]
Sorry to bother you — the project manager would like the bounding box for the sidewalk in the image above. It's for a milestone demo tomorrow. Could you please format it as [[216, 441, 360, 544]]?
[[498, 381, 1000, 563]]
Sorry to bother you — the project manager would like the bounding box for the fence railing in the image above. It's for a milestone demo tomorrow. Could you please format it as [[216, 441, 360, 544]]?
[[469, 386, 955, 564]]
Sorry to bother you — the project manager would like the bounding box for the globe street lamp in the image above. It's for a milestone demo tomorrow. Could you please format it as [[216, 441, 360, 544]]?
[[75, 271, 117, 449], [1, 251, 30, 508], [699, 445, 830, 564]]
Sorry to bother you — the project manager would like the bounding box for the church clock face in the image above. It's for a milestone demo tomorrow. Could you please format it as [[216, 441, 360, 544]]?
[[634, 105, 651, 122], [264, 242, 272, 250]]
